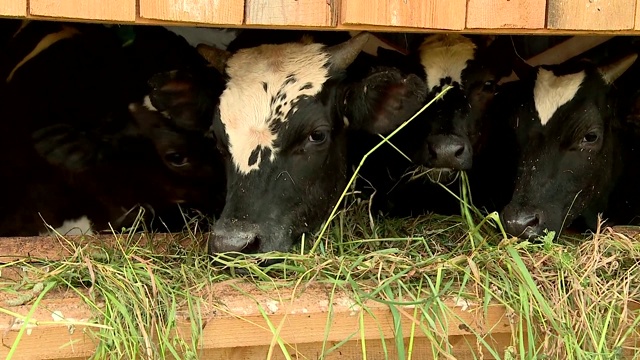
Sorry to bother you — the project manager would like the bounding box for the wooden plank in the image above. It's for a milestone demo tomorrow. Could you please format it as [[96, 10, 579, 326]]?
[[547, 0, 636, 30], [0, 0, 27, 17], [0, 233, 195, 263], [139, 0, 244, 25], [636, 0, 640, 29], [28, 0, 135, 22], [245, 0, 334, 27], [0, 281, 515, 359], [340, 0, 466, 30], [466, 0, 546, 29], [499, 35, 613, 83]]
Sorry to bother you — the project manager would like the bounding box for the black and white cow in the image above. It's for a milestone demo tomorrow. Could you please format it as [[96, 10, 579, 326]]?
[[193, 32, 427, 254], [349, 34, 516, 216], [0, 21, 226, 236], [498, 52, 639, 239]]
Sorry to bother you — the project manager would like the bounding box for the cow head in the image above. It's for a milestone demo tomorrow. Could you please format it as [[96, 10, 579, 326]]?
[[500, 53, 638, 239], [373, 34, 514, 183], [197, 32, 423, 254], [32, 70, 227, 227]]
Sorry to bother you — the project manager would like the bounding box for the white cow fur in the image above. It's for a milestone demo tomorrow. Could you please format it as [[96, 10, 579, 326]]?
[[219, 42, 330, 174], [39, 216, 94, 236], [419, 34, 477, 91], [533, 68, 585, 126]]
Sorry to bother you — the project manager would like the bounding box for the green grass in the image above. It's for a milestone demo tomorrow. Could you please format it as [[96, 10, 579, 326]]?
[[1, 85, 639, 359]]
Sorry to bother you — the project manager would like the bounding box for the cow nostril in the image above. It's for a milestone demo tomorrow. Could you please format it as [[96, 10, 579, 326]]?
[[526, 214, 540, 229], [454, 145, 465, 158], [243, 235, 261, 254]]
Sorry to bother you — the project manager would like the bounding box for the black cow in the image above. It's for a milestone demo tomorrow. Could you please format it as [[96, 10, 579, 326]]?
[[0, 21, 226, 236], [498, 52, 638, 239], [348, 34, 516, 216], [193, 32, 427, 254]]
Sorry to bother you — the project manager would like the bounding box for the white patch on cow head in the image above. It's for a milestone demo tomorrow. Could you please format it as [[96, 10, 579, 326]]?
[[142, 95, 157, 111], [39, 216, 94, 236], [219, 42, 330, 174], [418, 34, 476, 91], [7, 25, 80, 83], [533, 68, 585, 126]]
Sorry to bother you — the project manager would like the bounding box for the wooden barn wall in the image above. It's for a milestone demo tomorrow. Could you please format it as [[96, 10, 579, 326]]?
[[0, 0, 639, 32]]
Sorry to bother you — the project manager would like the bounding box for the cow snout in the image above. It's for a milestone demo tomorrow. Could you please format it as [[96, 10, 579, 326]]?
[[501, 206, 544, 239], [427, 135, 472, 170], [209, 221, 261, 254]]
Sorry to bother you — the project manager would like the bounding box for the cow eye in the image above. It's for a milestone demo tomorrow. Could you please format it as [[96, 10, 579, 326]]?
[[308, 129, 329, 144], [482, 80, 495, 91], [582, 132, 599, 144], [165, 151, 189, 167]]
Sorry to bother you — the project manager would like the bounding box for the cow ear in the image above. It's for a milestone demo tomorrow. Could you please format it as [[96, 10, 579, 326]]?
[[597, 52, 638, 85], [32, 124, 96, 171], [345, 69, 427, 135], [196, 43, 231, 74], [147, 70, 212, 132], [325, 32, 371, 72]]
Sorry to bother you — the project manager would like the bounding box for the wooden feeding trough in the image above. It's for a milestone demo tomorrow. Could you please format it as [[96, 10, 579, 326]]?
[[1, 0, 640, 359]]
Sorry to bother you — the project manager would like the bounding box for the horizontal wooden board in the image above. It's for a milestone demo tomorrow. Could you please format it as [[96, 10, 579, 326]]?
[[0, 281, 515, 359], [0, 0, 26, 17], [139, 0, 244, 25], [636, 0, 640, 30], [245, 0, 335, 27], [340, 0, 466, 30], [29, 0, 135, 22], [466, 0, 546, 29], [547, 0, 636, 30]]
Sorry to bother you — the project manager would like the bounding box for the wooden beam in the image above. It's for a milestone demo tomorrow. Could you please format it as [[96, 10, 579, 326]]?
[[0, 0, 26, 17], [466, 0, 547, 29], [245, 0, 335, 27], [9, 13, 640, 35], [499, 35, 613, 83], [29, 0, 135, 22], [547, 0, 636, 30], [138, 0, 244, 25], [0, 281, 515, 359], [340, 0, 467, 30], [0, 233, 199, 263]]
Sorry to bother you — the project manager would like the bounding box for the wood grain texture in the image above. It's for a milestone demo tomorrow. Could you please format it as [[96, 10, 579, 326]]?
[[0, 0, 27, 17], [340, 0, 466, 30], [0, 281, 515, 359], [547, 0, 636, 30], [139, 0, 244, 25], [636, 0, 640, 29], [466, 0, 546, 29], [29, 0, 135, 21], [245, 0, 335, 27]]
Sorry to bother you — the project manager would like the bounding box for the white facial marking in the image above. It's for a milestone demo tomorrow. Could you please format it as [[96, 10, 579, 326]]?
[[419, 34, 476, 91], [142, 95, 157, 111], [534, 68, 585, 126], [40, 216, 94, 236], [7, 26, 80, 83], [219, 43, 330, 174]]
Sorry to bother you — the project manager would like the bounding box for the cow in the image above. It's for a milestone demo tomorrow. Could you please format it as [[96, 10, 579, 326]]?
[[347, 34, 516, 217], [0, 20, 227, 236], [192, 32, 428, 255], [497, 52, 638, 239]]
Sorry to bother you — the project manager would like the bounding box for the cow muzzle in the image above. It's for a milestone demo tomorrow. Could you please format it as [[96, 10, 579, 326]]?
[[209, 220, 262, 254]]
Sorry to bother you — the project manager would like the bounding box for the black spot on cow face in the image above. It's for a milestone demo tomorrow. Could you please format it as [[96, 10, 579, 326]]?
[[500, 54, 637, 239]]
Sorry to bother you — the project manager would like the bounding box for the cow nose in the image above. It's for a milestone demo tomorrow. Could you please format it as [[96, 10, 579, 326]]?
[[427, 135, 472, 170], [502, 206, 543, 239], [209, 221, 261, 254]]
